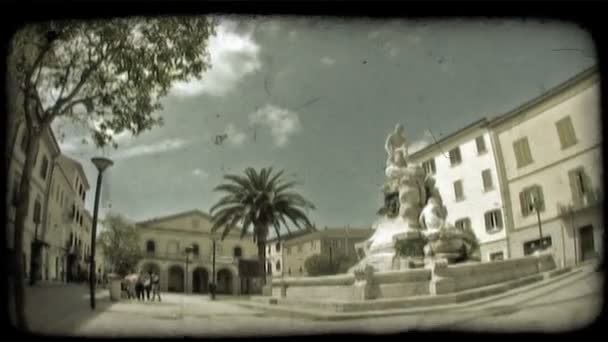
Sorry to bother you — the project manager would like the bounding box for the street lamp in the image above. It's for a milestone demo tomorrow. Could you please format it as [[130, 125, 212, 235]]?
[[210, 239, 217, 300], [185, 245, 194, 294], [89, 157, 113, 310]]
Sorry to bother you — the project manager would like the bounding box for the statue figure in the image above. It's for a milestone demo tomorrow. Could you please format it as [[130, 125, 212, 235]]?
[[419, 196, 446, 232], [385, 123, 408, 169]]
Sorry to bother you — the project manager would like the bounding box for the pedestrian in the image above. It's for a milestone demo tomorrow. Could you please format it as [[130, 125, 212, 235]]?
[[135, 272, 144, 301], [151, 272, 161, 302], [143, 272, 152, 301]]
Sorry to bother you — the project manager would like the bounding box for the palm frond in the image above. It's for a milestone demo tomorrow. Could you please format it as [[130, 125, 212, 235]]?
[[274, 180, 299, 195], [240, 213, 254, 239], [209, 195, 241, 214], [264, 169, 284, 192], [223, 174, 255, 192], [276, 213, 293, 235], [211, 204, 245, 221], [244, 168, 262, 190], [282, 207, 314, 230], [274, 192, 316, 210], [221, 214, 243, 240], [213, 183, 247, 196]]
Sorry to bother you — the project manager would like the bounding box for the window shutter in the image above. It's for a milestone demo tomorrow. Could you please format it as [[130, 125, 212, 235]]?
[[568, 170, 582, 207], [495, 210, 503, 228], [535, 186, 545, 211], [519, 191, 528, 216], [484, 212, 490, 230]]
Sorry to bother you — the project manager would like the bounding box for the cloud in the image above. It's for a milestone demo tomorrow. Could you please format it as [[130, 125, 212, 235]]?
[[192, 168, 209, 179], [320, 56, 336, 66], [249, 104, 301, 147], [384, 41, 400, 58], [409, 131, 434, 154], [225, 123, 247, 146], [171, 19, 261, 97], [114, 138, 190, 160]]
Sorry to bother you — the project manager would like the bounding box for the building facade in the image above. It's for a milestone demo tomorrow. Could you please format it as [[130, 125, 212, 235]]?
[[281, 227, 373, 277], [490, 66, 602, 267], [409, 120, 510, 261], [135, 210, 261, 295]]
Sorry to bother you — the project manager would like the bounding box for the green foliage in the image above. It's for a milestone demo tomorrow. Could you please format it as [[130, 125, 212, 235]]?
[[11, 17, 216, 148], [304, 254, 358, 276], [97, 213, 143, 276], [394, 238, 427, 258]]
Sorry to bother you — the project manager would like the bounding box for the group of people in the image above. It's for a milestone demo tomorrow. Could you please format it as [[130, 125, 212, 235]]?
[[122, 271, 161, 302]]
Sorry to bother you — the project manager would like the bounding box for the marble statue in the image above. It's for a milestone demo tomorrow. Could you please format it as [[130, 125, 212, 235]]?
[[350, 123, 479, 274]]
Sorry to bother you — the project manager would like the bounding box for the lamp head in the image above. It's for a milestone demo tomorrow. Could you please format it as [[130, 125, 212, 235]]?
[[91, 157, 113, 173]]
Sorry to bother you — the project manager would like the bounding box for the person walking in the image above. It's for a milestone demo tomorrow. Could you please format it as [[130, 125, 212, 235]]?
[[135, 272, 144, 301], [151, 272, 161, 302], [143, 272, 152, 301]]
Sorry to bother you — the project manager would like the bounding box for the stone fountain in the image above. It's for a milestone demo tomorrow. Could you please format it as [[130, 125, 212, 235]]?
[[350, 123, 479, 273]]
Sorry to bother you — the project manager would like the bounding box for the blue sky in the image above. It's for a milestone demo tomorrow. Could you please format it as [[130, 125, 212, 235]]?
[[53, 16, 596, 230]]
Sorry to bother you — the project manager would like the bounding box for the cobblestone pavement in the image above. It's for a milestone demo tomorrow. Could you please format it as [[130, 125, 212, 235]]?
[[23, 265, 602, 337]]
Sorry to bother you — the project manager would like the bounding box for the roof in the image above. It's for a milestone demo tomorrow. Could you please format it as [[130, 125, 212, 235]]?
[[283, 227, 373, 245], [56, 154, 90, 189], [408, 118, 489, 161], [136, 209, 253, 237], [489, 65, 599, 128]]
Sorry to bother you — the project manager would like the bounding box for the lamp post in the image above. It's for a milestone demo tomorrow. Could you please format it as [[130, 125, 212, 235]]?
[[533, 198, 544, 253], [89, 157, 113, 310], [210, 239, 217, 300], [185, 245, 194, 294]]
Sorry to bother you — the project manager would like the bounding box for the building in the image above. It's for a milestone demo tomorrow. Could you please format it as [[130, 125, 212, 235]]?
[[409, 119, 510, 261], [265, 229, 312, 278], [281, 227, 373, 277], [490, 66, 602, 267], [135, 210, 261, 295], [6, 125, 61, 281]]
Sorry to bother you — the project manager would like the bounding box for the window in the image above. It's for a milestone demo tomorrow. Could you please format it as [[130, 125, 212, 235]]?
[[455, 218, 471, 231], [449, 147, 462, 166], [275, 261, 281, 271], [490, 252, 504, 261], [482, 169, 493, 191], [275, 243, 280, 252], [523, 237, 552, 255], [299, 267, 303, 274], [476, 136, 487, 154], [146, 240, 155, 254], [569, 167, 591, 206], [233, 246, 242, 258], [422, 158, 436, 175], [33, 199, 42, 224], [267, 262, 273, 275], [513, 137, 533, 168], [556, 116, 577, 149], [519, 185, 545, 217], [192, 243, 200, 257], [484, 209, 503, 233], [453, 180, 464, 201]]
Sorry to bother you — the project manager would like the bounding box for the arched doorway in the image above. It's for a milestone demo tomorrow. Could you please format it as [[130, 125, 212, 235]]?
[[216, 269, 233, 295], [168, 265, 184, 293], [192, 267, 209, 294]]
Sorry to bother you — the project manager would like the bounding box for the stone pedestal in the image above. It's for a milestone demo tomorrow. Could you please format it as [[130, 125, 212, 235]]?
[[352, 265, 376, 300]]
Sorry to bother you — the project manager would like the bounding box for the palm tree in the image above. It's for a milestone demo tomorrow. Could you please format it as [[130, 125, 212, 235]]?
[[210, 167, 316, 284]]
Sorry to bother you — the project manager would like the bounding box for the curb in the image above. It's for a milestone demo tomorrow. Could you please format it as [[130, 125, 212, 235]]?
[[236, 266, 591, 321]]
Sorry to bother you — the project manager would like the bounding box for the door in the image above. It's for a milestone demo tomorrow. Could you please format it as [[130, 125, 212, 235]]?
[[579, 225, 595, 262]]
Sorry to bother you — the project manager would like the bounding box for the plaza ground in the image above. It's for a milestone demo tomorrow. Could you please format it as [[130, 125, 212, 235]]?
[[21, 261, 603, 337]]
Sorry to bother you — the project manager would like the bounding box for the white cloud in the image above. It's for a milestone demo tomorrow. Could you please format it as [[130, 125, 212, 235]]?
[[225, 123, 247, 146], [192, 168, 209, 179], [320, 56, 336, 66], [114, 138, 190, 160], [409, 131, 434, 154], [384, 41, 400, 58], [171, 19, 261, 97], [249, 104, 301, 147]]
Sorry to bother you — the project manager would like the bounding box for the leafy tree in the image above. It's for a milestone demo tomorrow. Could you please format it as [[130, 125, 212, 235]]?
[[210, 168, 316, 284], [8, 17, 215, 331], [97, 213, 143, 277]]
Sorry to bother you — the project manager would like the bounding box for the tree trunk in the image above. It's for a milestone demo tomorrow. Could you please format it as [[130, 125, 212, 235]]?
[[12, 130, 41, 332], [257, 239, 266, 286]]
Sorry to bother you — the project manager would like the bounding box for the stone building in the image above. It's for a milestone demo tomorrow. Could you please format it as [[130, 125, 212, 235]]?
[[135, 210, 261, 295], [490, 66, 602, 267], [265, 230, 311, 278], [281, 227, 373, 277], [409, 119, 510, 261]]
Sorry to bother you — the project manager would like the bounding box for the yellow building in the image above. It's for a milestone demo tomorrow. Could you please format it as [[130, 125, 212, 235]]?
[[281, 227, 373, 277], [135, 210, 260, 295], [490, 66, 602, 266]]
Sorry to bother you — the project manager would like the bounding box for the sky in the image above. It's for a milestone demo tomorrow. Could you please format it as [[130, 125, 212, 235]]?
[[51, 16, 596, 231]]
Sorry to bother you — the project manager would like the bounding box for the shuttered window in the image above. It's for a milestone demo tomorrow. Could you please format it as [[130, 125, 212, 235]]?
[[484, 209, 503, 232], [449, 147, 462, 166], [476, 136, 487, 154], [568, 167, 591, 206], [455, 218, 471, 231], [556, 116, 577, 149], [519, 185, 544, 216], [482, 169, 493, 191], [422, 158, 436, 175], [513, 137, 533, 168], [453, 180, 464, 201]]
